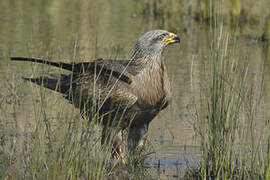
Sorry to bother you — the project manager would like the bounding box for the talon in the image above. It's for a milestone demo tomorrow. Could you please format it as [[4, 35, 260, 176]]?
[[120, 152, 126, 164]]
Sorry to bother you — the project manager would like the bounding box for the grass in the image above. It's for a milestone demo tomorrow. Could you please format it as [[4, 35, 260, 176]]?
[[2, 28, 265, 179], [139, 0, 268, 24], [0, 23, 266, 180], [183, 1, 266, 179], [0, 0, 268, 179], [262, 16, 270, 42], [137, 0, 270, 40]]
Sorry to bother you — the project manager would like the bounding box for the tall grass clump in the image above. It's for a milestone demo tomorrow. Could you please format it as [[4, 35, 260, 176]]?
[[199, 28, 250, 179], [185, 1, 265, 179], [191, 30, 265, 179]]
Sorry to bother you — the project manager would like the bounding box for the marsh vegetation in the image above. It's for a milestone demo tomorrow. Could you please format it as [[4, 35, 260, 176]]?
[[0, 0, 269, 179]]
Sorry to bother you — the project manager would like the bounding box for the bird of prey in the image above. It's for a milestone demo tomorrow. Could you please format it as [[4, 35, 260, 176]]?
[[11, 30, 180, 164]]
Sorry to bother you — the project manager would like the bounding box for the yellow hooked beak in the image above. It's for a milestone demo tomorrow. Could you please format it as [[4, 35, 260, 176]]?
[[163, 32, 180, 45]]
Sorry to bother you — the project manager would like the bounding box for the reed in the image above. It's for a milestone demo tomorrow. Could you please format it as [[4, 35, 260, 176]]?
[[184, 1, 266, 179], [262, 16, 270, 42]]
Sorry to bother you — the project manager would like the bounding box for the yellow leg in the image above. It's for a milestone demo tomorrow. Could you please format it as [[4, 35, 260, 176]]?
[[113, 130, 126, 164], [119, 151, 126, 164]]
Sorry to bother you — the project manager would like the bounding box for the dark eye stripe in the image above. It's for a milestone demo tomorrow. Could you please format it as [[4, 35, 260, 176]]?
[[157, 33, 167, 40]]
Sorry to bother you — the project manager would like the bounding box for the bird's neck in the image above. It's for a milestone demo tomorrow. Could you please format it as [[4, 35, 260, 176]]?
[[131, 49, 163, 68], [130, 50, 171, 110]]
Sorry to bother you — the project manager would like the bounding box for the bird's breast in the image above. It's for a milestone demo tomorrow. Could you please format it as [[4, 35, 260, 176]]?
[[130, 64, 171, 111]]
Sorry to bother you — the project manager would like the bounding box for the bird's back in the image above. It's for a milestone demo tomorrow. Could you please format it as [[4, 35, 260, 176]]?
[[68, 59, 139, 112]]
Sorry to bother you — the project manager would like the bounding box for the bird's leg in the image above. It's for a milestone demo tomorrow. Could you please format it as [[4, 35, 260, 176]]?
[[101, 126, 126, 164], [127, 123, 149, 154], [113, 130, 126, 164], [137, 133, 148, 153]]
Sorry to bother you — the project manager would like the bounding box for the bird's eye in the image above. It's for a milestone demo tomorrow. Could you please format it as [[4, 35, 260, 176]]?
[[157, 34, 166, 41]]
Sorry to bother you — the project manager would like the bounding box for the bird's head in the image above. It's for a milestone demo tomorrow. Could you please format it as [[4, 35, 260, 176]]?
[[133, 30, 180, 59]]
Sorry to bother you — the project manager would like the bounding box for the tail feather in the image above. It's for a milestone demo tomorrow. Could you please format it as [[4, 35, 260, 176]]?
[[23, 74, 71, 94], [11, 57, 132, 84], [11, 57, 74, 71], [11, 57, 95, 74]]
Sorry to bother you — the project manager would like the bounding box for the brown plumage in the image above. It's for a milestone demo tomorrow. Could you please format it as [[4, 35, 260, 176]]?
[[11, 30, 180, 163]]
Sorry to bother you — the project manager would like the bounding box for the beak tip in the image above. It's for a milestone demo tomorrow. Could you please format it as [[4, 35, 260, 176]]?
[[173, 35, 180, 43]]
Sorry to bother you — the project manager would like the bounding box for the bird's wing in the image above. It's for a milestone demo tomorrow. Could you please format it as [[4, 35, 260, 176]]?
[[72, 59, 134, 84], [10, 57, 133, 84], [70, 59, 138, 109], [23, 73, 71, 94], [11, 57, 139, 108]]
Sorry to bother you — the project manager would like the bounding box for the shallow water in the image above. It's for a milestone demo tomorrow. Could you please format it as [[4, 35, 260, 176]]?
[[0, 0, 269, 178]]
